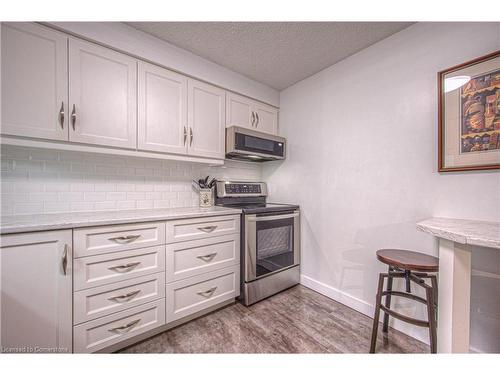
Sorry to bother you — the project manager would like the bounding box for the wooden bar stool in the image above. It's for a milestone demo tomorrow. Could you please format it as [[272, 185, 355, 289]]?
[[369, 249, 439, 353]]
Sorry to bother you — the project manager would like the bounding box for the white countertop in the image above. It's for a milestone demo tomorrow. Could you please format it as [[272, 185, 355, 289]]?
[[0, 206, 242, 234], [417, 217, 500, 250]]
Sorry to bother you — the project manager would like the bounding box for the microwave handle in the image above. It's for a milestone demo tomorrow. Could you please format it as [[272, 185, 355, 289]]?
[[247, 211, 299, 222]]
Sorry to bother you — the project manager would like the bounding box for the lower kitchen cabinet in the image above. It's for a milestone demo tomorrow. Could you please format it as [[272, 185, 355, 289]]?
[[73, 272, 166, 324], [73, 299, 166, 353], [166, 265, 240, 323], [0, 213, 240, 353], [0, 230, 73, 353], [166, 234, 240, 282]]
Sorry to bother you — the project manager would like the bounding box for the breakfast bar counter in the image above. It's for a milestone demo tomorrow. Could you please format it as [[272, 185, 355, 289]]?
[[417, 217, 500, 353]]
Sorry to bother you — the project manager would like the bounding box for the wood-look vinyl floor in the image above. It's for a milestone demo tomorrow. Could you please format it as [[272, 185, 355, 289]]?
[[121, 285, 429, 354]]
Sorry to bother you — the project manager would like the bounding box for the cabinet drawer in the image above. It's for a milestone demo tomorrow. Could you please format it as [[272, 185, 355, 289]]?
[[166, 215, 239, 243], [74, 246, 165, 291], [166, 265, 239, 323], [74, 299, 165, 353], [74, 272, 165, 324], [74, 221, 165, 258], [166, 234, 240, 282]]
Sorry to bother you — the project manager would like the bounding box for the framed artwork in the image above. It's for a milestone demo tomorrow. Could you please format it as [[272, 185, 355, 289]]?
[[438, 50, 500, 172]]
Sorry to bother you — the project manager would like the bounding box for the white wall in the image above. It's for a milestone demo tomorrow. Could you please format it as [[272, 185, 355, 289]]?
[[47, 22, 279, 107], [264, 22, 500, 349], [1, 145, 261, 215]]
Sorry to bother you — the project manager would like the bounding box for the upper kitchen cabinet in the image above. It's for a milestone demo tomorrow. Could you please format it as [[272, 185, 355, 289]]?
[[138, 62, 188, 154], [68, 39, 137, 149], [1, 23, 68, 141], [252, 101, 279, 135], [188, 79, 226, 159], [226, 92, 253, 129], [226, 92, 279, 135]]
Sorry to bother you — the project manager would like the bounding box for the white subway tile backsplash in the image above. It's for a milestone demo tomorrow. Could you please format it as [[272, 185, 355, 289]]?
[[45, 182, 70, 192], [70, 202, 95, 212], [137, 200, 154, 209], [60, 192, 85, 201], [15, 160, 44, 171], [84, 192, 107, 202], [94, 201, 116, 211], [30, 192, 58, 202], [117, 201, 136, 210], [126, 192, 145, 200], [14, 202, 44, 215], [44, 201, 71, 213], [0, 145, 262, 215], [106, 192, 127, 201]]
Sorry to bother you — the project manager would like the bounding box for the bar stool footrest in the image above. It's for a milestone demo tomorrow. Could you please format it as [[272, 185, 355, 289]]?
[[379, 305, 429, 327], [381, 290, 427, 304]]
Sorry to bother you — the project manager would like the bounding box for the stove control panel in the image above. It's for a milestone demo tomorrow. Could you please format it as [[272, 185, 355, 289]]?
[[215, 181, 268, 197], [225, 184, 261, 194]]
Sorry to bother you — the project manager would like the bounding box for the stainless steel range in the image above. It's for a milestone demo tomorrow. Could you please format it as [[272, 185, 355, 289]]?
[[215, 181, 300, 306]]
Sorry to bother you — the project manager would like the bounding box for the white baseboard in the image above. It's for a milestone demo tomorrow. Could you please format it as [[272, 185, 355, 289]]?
[[300, 274, 374, 317], [300, 274, 429, 346]]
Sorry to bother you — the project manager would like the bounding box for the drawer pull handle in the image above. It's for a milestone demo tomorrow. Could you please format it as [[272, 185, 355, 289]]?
[[197, 252, 218, 262], [109, 234, 141, 244], [108, 262, 141, 273], [197, 286, 218, 298], [108, 289, 141, 303], [108, 318, 141, 334], [197, 225, 218, 233]]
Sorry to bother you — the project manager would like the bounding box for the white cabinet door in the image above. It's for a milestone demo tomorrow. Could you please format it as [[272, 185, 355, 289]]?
[[69, 39, 137, 149], [1, 22, 68, 141], [253, 102, 278, 135], [226, 92, 279, 135], [138, 62, 188, 154], [226, 92, 253, 130], [0, 230, 73, 353], [187, 79, 226, 159]]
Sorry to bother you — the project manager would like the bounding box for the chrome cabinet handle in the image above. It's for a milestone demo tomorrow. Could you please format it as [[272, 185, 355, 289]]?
[[108, 262, 141, 273], [61, 244, 69, 275], [197, 286, 217, 298], [251, 111, 255, 127], [189, 128, 193, 146], [108, 289, 141, 303], [108, 234, 141, 244], [197, 225, 218, 233], [59, 102, 65, 129], [71, 104, 76, 130], [197, 252, 218, 262], [255, 112, 259, 127], [108, 319, 141, 334], [183, 126, 187, 145]]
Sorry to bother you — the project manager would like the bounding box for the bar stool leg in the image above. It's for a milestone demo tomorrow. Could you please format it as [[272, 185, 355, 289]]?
[[425, 285, 438, 353], [370, 273, 385, 353], [382, 266, 393, 333], [430, 275, 438, 322]]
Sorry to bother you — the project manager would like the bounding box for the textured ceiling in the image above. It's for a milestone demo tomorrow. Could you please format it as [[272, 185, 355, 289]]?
[[126, 22, 413, 90]]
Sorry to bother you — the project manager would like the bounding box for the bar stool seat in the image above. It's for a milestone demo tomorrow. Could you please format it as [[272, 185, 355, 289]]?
[[377, 249, 439, 272], [370, 249, 439, 353]]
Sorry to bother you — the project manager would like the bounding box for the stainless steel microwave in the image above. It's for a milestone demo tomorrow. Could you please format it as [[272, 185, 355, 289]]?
[[225, 126, 286, 162]]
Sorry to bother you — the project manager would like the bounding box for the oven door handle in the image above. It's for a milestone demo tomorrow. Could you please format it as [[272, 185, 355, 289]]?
[[247, 211, 299, 222]]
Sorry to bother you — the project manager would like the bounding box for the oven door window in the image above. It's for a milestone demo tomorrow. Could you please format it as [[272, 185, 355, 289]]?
[[255, 216, 294, 277]]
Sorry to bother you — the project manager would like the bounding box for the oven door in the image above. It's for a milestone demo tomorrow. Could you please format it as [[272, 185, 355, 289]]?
[[244, 210, 300, 282]]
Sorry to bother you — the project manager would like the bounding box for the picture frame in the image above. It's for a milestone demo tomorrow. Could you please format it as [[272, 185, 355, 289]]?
[[438, 50, 500, 172]]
